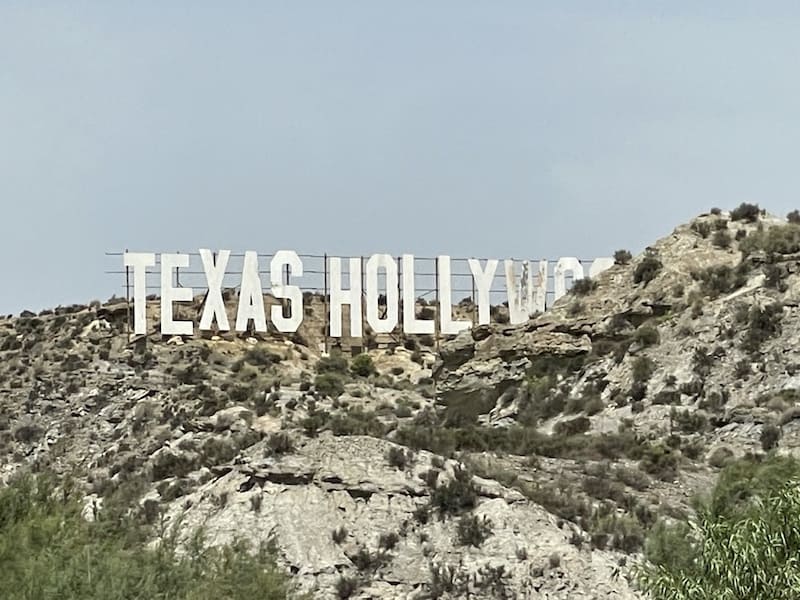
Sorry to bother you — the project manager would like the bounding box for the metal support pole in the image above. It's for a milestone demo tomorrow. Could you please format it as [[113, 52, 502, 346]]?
[[434, 257, 440, 351], [472, 259, 477, 327], [284, 263, 290, 319], [397, 255, 403, 336], [323, 254, 329, 353], [360, 255, 366, 351], [124, 248, 131, 335]]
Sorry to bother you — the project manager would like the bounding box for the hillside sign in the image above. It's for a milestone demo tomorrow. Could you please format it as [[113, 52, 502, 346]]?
[[123, 251, 614, 337]]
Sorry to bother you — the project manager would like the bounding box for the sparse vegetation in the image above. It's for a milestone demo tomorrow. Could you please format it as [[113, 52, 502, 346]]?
[[0, 474, 294, 600], [633, 253, 662, 286], [570, 277, 598, 295], [730, 202, 762, 222], [455, 514, 493, 547], [614, 249, 632, 265], [350, 353, 377, 377]]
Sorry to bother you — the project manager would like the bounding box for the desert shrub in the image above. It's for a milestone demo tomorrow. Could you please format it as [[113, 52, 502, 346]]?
[[671, 409, 707, 434], [730, 202, 762, 222], [631, 356, 655, 384], [634, 325, 660, 347], [314, 372, 345, 397], [692, 264, 747, 298], [386, 446, 414, 470], [378, 531, 400, 551], [707, 446, 735, 469], [329, 408, 386, 437], [633, 254, 662, 286], [643, 519, 696, 572], [350, 547, 388, 572], [570, 278, 598, 295], [691, 221, 711, 239], [335, 576, 359, 599], [301, 409, 329, 438], [652, 389, 680, 405], [760, 424, 781, 451], [0, 474, 293, 600], [553, 416, 591, 436], [431, 467, 477, 515], [712, 229, 732, 249], [614, 249, 633, 265], [590, 513, 645, 554], [350, 353, 376, 377], [741, 303, 783, 354], [266, 432, 293, 455], [243, 346, 281, 367], [455, 514, 493, 548], [331, 526, 348, 544], [692, 347, 716, 378], [764, 263, 788, 291], [639, 443, 679, 481], [317, 352, 349, 374], [788, 210, 800, 224], [740, 222, 800, 257]]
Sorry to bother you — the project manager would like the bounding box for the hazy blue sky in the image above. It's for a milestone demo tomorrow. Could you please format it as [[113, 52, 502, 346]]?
[[3, 2, 800, 313]]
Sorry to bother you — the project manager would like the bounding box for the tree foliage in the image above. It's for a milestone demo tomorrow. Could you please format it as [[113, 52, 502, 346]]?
[[0, 474, 295, 600], [636, 455, 800, 599]]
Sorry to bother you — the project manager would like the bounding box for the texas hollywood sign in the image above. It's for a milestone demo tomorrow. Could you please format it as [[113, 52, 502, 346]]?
[[122, 251, 614, 337]]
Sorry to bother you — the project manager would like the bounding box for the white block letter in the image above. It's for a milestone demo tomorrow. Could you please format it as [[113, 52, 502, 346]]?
[[329, 257, 362, 338], [468, 259, 498, 326], [235, 251, 267, 332], [124, 252, 155, 336], [554, 257, 585, 301], [199, 249, 230, 331], [271, 250, 304, 333], [504, 260, 534, 325], [533, 260, 548, 313], [589, 257, 615, 278], [366, 254, 398, 334], [438, 256, 470, 335], [160, 253, 194, 336], [402, 254, 434, 335]]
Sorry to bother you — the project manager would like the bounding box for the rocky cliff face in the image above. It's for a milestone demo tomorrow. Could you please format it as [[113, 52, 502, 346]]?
[[2, 205, 799, 599]]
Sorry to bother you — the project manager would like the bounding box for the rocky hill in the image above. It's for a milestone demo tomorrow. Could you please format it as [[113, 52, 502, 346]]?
[[2, 203, 800, 599]]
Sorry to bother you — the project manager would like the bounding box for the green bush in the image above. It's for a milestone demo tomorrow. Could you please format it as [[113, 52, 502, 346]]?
[[634, 325, 660, 347], [712, 229, 731, 249], [740, 223, 800, 257], [0, 475, 294, 600], [692, 264, 747, 298], [328, 407, 386, 437], [741, 303, 783, 354], [760, 424, 781, 451], [314, 372, 345, 397], [431, 467, 477, 515], [553, 416, 591, 436], [455, 514, 493, 548], [350, 353, 377, 377], [316, 352, 349, 374], [570, 278, 598, 295], [639, 443, 679, 481], [636, 455, 800, 599], [243, 346, 282, 367], [730, 202, 762, 222], [691, 221, 711, 239], [614, 249, 633, 265], [633, 254, 662, 286], [631, 356, 655, 383]]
